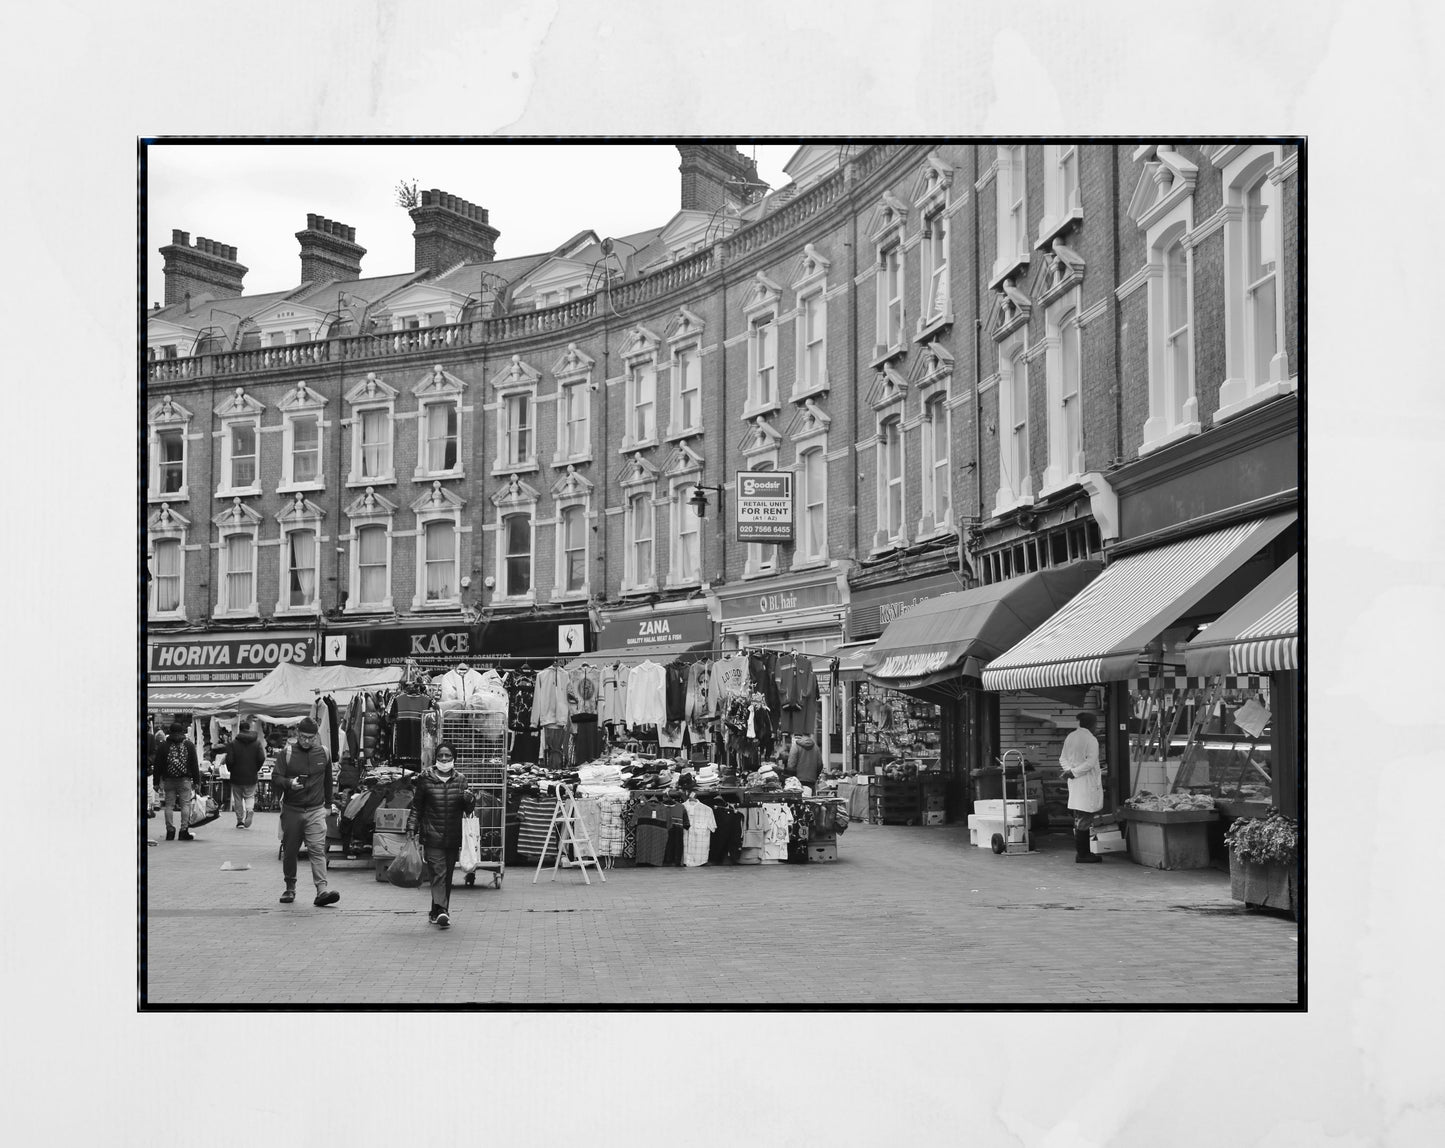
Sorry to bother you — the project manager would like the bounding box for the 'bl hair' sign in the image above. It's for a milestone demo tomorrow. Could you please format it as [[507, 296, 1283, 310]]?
[[735, 470, 794, 544]]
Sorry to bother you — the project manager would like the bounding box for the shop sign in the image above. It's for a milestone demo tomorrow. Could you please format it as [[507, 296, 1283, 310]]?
[[596, 607, 712, 651], [718, 578, 840, 622], [849, 572, 963, 638], [736, 470, 794, 543], [874, 650, 950, 680], [342, 624, 475, 669], [148, 635, 318, 684]]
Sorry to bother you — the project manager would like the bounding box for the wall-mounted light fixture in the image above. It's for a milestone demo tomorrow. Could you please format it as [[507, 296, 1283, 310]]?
[[688, 484, 725, 519]]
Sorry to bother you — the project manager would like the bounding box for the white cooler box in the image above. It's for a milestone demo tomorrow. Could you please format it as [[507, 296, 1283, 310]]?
[[972, 798, 1038, 819], [967, 814, 1029, 848]]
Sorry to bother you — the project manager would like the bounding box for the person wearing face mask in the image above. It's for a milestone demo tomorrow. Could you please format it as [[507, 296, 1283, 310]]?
[[273, 717, 340, 907], [406, 742, 476, 929]]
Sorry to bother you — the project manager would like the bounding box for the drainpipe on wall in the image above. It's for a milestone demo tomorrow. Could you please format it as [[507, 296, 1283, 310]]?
[[847, 187, 861, 567]]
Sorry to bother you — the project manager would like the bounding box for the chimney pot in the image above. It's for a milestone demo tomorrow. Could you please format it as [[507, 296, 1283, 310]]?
[[171, 229, 187, 245], [346, 226, 356, 242]]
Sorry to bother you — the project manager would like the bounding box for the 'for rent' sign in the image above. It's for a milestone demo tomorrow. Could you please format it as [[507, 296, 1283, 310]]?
[[736, 470, 794, 543]]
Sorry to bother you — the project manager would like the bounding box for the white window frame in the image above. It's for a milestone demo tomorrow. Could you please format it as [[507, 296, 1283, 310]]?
[[344, 373, 399, 488], [1038, 143, 1083, 247], [993, 333, 1035, 515], [148, 396, 192, 503], [551, 343, 595, 467], [344, 486, 397, 615], [618, 327, 662, 453], [992, 144, 1030, 288], [557, 504, 589, 597], [919, 394, 952, 538], [924, 211, 950, 326], [874, 415, 907, 551], [1140, 205, 1200, 455], [1041, 292, 1086, 494], [741, 273, 783, 419], [551, 466, 594, 601], [410, 482, 466, 611], [624, 489, 657, 593], [276, 383, 327, 494], [499, 509, 535, 601], [1216, 144, 1293, 423], [797, 445, 829, 565], [668, 478, 703, 589], [274, 494, 325, 616], [147, 503, 189, 620], [669, 343, 703, 440], [628, 361, 658, 449], [212, 499, 262, 619], [502, 391, 534, 470], [876, 243, 904, 358], [215, 387, 264, 499], [410, 363, 467, 481], [489, 355, 542, 477], [739, 415, 783, 579], [790, 245, 832, 401]]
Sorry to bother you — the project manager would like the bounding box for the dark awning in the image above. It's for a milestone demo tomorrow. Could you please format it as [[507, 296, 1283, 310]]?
[[861, 562, 1103, 692], [1185, 553, 1298, 676], [982, 513, 1296, 691]]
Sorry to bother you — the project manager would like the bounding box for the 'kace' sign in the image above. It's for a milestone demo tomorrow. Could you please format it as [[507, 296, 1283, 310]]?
[[736, 470, 793, 543]]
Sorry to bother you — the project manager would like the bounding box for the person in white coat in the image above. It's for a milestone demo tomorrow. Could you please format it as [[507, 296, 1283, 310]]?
[[1059, 712, 1104, 864]]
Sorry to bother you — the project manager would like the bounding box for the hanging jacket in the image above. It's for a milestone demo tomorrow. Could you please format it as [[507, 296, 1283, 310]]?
[[407, 766, 477, 849], [531, 666, 571, 728], [390, 693, 432, 762], [665, 661, 689, 724]]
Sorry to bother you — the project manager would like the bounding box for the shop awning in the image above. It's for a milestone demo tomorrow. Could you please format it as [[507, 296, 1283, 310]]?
[[860, 562, 1103, 692], [146, 682, 250, 714], [236, 662, 404, 722], [824, 640, 876, 683], [981, 512, 1297, 691], [1185, 554, 1298, 676]]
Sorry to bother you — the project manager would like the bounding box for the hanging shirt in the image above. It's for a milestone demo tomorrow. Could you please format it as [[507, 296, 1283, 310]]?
[[708, 655, 751, 714], [682, 799, 716, 866], [599, 665, 628, 726], [567, 663, 601, 715], [761, 802, 793, 861], [626, 661, 668, 730]]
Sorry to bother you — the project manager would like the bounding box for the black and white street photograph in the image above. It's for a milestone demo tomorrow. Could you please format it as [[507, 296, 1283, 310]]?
[[141, 139, 1303, 1008]]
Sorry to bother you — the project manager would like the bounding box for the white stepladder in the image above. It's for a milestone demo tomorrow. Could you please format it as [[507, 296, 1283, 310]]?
[[532, 783, 605, 885]]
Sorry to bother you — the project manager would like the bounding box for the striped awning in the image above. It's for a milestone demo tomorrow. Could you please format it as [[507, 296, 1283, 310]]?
[[981, 513, 1297, 691], [1185, 554, 1298, 676]]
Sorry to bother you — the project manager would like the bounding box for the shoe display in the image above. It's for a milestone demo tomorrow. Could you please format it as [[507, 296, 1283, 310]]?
[[314, 890, 340, 907], [435, 911, 450, 929], [279, 889, 296, 903]]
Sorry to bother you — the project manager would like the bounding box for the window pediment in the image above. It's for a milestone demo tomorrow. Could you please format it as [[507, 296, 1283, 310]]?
[[910, 154, 955, 212], [867, 366, 910, 410], [150, 395, 193, 425], [277, 382, 328, 412], [552, 342, 596, 379], [345, 487, 398, 517], [490, 473, 541, 509], [149, 503, 191, 531], [410, 480, 466, 513], [741, 272, 783, 316], [413, 363, 466, 398], [665, 308, 706, 343], [910, 341, 954, 388], [787, 398, 832, 442], [992, 279, 1033, 342], [551, 464, 594, 500], [1038, 239, 1086, 307], [1128, 146, 1199, 230], [618, 453, 660, 489], [212, 498, 263, 528], [251, 300, 330, 339], [789, 244, 832, 291], [738, 416, 783, 456], [344, 372, 399, 405], [660, 440, 704, 479], [619, 324, 663, 363], [215, 387, 264, 419], [866, 191, 910, 242], [276, 491, 326, 525], [489, 354, 542, 392]]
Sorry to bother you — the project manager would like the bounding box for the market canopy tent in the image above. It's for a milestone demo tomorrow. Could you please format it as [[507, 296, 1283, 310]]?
[[146, 683, 249, 715], [860, 562, 1103, 694], [235, 662, 403, 723], [981, 513, 1297, 692], [1185, 553, 1298, 676]]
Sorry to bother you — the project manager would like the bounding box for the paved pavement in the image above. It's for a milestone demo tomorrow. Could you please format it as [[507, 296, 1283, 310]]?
[[142, 811, 1299, 1006]]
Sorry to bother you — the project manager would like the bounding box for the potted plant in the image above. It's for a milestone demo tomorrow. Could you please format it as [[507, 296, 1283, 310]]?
[[1223, 808, 1298, 916]]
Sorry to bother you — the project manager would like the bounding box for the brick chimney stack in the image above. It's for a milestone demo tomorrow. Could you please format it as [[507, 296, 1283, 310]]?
[[409, 189, 500, 274], [296, 214, 366, 283], [160, 230, 248, 305], [677, 145, 768, 213]]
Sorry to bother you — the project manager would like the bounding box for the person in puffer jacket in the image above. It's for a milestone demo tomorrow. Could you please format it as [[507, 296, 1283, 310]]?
[[406, 742, 476, 928], [225, 719, 267, 828], [786, 734, 823, 788]]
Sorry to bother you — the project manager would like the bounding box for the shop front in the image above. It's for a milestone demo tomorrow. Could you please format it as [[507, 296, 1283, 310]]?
[[854, 563, 1103, 825], [322, 613, 593, 671], [147, 629, 321, 725], [713, 568, 850, 770]]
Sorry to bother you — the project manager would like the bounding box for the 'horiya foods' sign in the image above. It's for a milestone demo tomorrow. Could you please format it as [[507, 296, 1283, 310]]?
[[148, 635, 317, 683]]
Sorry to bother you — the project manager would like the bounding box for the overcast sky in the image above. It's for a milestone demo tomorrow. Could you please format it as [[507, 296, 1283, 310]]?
[[144, 142, 800, 302]]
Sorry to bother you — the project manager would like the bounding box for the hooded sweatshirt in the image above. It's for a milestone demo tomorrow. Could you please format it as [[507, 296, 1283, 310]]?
[[153, 733, 201, 783], [225, 727, 267, 787], [787, 735, 823, 786]]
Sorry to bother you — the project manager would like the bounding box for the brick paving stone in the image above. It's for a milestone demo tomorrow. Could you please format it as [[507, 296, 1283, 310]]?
[[142, 813, 1298, 1006]]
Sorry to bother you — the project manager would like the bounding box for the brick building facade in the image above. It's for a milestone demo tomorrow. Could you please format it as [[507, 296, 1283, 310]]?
[[146, 142, 1301, 773]]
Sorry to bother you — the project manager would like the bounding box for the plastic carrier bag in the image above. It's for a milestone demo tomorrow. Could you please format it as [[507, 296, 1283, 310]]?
[[386, 834, 425, 888], [458, 814, 481, 874]]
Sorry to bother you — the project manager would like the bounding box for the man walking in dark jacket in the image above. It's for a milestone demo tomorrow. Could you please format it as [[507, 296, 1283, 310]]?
[[152, 722, 202, 841], [407, 742, 475, 928], [226, 719, 267, 829], [273, 717, 339, 907]]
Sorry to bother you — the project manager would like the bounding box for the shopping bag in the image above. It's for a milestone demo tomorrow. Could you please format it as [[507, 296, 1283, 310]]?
[[189, 793, 221, 829], [458, 814, 481, 874], [386, 834, 425, 888]]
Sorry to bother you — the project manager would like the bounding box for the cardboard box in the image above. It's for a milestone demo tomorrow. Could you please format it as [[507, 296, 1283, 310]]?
[[372, 829, 407, 858], [923, 810, 946, 826], [374, 808, 410, 833], [1090, 828, 1127, 854], [806, 842, 837, 863], [373, 857, 392, 882]]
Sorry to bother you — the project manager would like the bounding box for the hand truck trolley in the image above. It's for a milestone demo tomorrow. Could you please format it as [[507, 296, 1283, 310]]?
[[440, 708, 510, 888], [990, 749, 1037, 856]]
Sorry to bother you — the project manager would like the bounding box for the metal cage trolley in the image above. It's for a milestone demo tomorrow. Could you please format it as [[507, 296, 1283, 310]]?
[[440, 708, 510, 888]]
